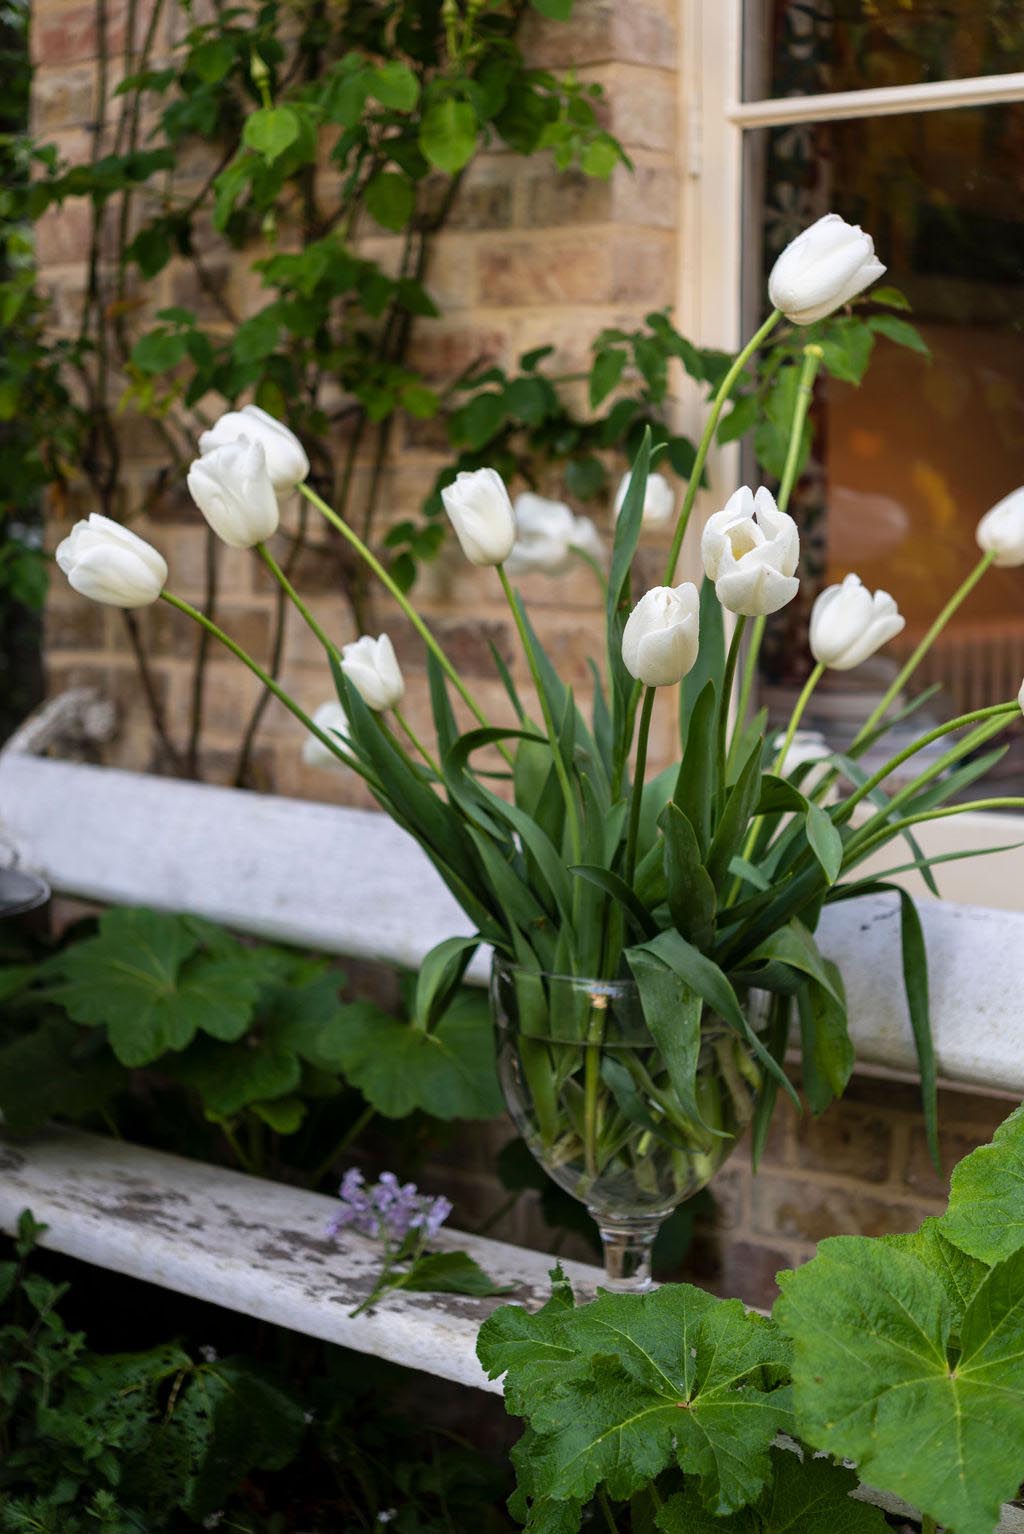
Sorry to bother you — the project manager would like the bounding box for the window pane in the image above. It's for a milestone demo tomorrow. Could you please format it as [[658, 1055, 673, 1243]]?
[[746, 102, 1024, 790], [744, 1, 1024, 100]]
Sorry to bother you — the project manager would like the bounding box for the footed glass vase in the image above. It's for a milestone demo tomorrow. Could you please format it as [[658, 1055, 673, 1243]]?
[[491, 957, 763, 1291]]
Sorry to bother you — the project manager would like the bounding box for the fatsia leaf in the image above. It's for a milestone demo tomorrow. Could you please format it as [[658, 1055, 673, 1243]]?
[[938, 1101, 1024, 1265], [656, 1447, 889, 1533], [329, 989, 502, 1120], [775, 1235, 1024, 1534], [479, 1277, 792, 1517]]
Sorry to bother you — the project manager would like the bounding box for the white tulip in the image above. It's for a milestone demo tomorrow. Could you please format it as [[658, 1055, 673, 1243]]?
[[199, 404, 309, 493], [976, 486, 1024, 568], [810, 573, 905, 671], [187, 438, 279, 550], [768, 213, 886, 326], [341, 633, 405, 711], [701, 486, 800, 617], [504, 493, 603, 578], [614, 470, 674, 528], [55, 513, 167, 608], [302, 701, 351, 771], [621, 583, 700, 688], [1019, 677, 1024, 718], [441, 467, 517, 566]]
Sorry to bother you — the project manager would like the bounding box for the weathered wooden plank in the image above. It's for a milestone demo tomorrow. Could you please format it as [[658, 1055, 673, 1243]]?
[[0, 1123, 600, 1393], [3, 754, 1023, 1092]]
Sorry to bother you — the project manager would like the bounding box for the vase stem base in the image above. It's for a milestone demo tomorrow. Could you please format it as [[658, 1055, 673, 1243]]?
[[595, 1217, 662, 1292]]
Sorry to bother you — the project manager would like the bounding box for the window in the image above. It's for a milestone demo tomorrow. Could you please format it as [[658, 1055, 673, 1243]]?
[[683, 0, 1024, 906]]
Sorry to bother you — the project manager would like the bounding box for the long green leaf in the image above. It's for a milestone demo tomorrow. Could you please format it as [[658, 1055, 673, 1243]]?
[[660, 802, 716, 949], [804, 802, 843, 885], [680, 576, 725, 756], [570, 864, 655, 939], [626, 947, 715, 1140], [674, 680, 717, 856], [706, 737, 763, 888]]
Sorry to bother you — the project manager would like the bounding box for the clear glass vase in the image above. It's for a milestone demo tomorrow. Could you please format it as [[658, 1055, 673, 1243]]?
[[491, 957, 764, 1291]]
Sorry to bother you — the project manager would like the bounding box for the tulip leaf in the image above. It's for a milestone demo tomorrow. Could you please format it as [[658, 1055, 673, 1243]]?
[[478, 1274, 793, 1517], [413, 935, 481, 1033], [706, 738, 763, 889], [804, 802, 843, 884], [659, 801, 716, 948], [674, 680, 717, 856], [775, 1236, 1024, 1534], [328, 988, 503, 1120], [626, 946, 712, 1139], [680, 578, 725, 754], [937, 1101, 1024, 1265]]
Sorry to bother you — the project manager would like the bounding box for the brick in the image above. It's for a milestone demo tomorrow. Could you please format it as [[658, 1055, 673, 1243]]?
[[751, 1174, 930, 1244], [44, 602, 107, 651], [524, 167, 614, 229], [199, 743, 275, 791], [34, 200, 93, 266], [521, 0, 676, 70], [477, 237, 610, 307], [421, 233, 478, 312], [390, 615, 514, 677], [584, 64, 678, 154], [903, 1121, 1005, 1201], [447, 162, 517, 231], [707, 1239, 806, 1310], [32, 0, 127, 66], [794, 1105, 894, 1184], [31, 64, 95, 133], [407, 321, 511, 381], [169, 260, 234, 326], [610, 230, 674, 304]]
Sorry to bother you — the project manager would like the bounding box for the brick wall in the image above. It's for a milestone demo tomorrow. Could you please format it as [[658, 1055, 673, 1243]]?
[[29, 0, 1020, 1306]]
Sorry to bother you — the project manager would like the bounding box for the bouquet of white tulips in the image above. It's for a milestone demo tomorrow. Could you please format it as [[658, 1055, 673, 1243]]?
[[57, 214, 1024, 1181]]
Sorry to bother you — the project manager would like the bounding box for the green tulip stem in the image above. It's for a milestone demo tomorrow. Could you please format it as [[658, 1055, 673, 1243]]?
[[853, 549, 997, 747], [773, 661, 825, 775], [731, 343, 823, 745], [161, 592, 367, 779], [297, 480, 512, 764], [624, 686, 657, 889], [256, 542, 340, 662], [842, 796, 1024, 875], [837, 701, 1019, 828], [393, 707, 441, 776], [497, 563, 582, 863], [662, 307, 783, 585], [718, 614, 747, 781]]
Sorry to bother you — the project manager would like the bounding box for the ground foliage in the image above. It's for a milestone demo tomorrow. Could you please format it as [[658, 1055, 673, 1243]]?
[[479, 1102, 1024, 1534]]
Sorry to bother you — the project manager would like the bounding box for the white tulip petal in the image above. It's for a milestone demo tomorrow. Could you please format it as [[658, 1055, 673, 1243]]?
[[768, 212, 886, 326], [976, 486, 1024, 568], [199, 404, 309, 492], [810, 572, 905, 670], [55, 514, 167, 608], [442, 468, 517, 566]]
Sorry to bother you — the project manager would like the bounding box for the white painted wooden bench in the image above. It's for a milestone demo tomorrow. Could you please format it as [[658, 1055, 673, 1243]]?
[[2, 746, 1024, 1529]]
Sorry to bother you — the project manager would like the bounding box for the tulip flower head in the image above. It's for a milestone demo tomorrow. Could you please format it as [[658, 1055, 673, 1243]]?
[[199, 404, 310, 493], [1019, 677, 1024, 718], [810, 573, 905, 671], [621, 583, 700, 688], [768, 213, 886, 326], [341, 633, 405, 712], [55, 513, 167, 608], [441, 467, 517, 567], [302, 700, 351, 771], [614, 470, 674, 528], [976, 486, 1024, 568], [504, 493, 603, 578], [187, 438, 279, 550], [701, 486, 800, 617]]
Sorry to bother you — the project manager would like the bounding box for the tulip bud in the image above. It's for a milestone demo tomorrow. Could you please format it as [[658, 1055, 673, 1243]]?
[[976, 486, 1024, 568], [341, 633, 405, 711], [55, 513, 167, 609], [701, 486, 800, 617], [809, 573, 905, 671], [187, 438, 279, 549], [504, 492, 603, 578], [614, 470, 674, 528], [621, 583, 700, 688], [1019, 677, 1024, 718], [441, 467, 517, 566], [302, 701, 351, 771], [768, 213, 886, 326], [199, 404, 310, 493]]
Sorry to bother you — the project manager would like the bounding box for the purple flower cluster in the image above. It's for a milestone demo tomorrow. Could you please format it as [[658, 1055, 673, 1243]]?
[[327, 1169, 453, 1245]]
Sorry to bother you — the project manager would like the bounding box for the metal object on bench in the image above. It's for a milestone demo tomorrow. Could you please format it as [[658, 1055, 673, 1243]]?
[[0, 865, 50, 918]]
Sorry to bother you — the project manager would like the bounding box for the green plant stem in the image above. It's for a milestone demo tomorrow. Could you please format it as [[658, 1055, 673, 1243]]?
[[623, 686, 657, 887], [837, 702, 1018, 826], [853, 549, 997, 746], [394, 707, 441, 775], [732, 343, 823, 742], [310, 1102, 376, 1188], [662, 308, 782, 584], [773, 661, 825, 774], [842, 796, 1024, 873], [498, 563, 582, 863], [298, 481, 508, 761], [718, 614, 747, 781], [257, 541, 339, 661], [598, 1489, 619, 1534], [160, 593, 365, 778], [922, 1514, 939, 1533]]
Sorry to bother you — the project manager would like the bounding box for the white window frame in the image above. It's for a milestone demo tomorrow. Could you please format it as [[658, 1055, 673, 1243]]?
[[678, 0, 1024, 909]]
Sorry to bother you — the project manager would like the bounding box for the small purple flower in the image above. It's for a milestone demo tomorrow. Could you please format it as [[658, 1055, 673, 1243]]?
[[327, 1169, 453, 1246]]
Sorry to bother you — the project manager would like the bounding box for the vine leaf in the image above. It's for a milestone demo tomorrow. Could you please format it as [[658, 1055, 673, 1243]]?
[[775, 1234, 1024, 1534], [936, 1101, 1024, 1265], [478, 1274, 792, 1521]]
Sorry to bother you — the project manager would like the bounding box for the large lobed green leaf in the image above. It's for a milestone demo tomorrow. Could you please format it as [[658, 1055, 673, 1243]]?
[[478, 1270, 792, 1525], [937, 1101, 1024, 1265], [656, 1447, 888, 1533], [775, 1233, 1024, 1534]]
